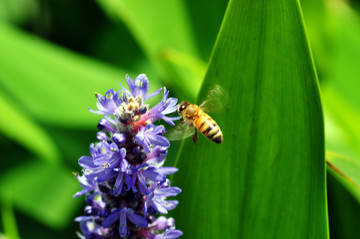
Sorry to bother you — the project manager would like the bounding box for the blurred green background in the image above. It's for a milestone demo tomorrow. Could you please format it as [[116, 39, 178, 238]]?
[[0, 0, 359, 238]]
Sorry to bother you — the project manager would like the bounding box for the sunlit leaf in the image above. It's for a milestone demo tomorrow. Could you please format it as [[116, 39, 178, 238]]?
[[0, 89, 60, 163], [0, 0, 38, 24], [96, 0, 202, 100], [1, 200, 20, 239], [302, 0, 360, 206], [0, 160, 81, 229], [321, 82, 360, 202], [0, 22, 162, 128], [172, 0, 328, 238]]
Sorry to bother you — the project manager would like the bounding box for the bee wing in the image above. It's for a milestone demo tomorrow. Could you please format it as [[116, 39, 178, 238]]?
[[199, 84, 229, 113], [166, 122, 194, 141]]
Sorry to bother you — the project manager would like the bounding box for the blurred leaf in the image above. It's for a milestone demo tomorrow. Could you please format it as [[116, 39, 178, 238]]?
[[96, 0, 202, 100], [303, 0, 360, 203], [322, 85, 360, 202], [324, 2, 360, 106], [183, 0, 228, 60], [0, 0, 38, 24], [0, 22, 162, 128], [1, 200, 20, 239], [160, 48, 206, 80], [0, 89, 60, 163], [299, 0, 333, 78], [0, 160, 81, 229], [327, 157, 360, 203], [327, 152, 360, 188], [172, 0, 328, 238]]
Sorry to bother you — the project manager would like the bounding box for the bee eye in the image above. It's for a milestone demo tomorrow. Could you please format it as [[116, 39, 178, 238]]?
[[179, 105, 186, 112]]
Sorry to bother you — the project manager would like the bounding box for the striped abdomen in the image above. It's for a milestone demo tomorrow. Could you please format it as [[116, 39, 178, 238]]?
[[194, 112, 223, 144]]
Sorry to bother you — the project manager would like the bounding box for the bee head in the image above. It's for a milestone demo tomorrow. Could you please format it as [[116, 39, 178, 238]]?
[[178, 101, 189, 114]]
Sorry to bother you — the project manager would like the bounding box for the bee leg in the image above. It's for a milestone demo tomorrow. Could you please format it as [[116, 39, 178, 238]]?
[[192, 128, 199, 145]]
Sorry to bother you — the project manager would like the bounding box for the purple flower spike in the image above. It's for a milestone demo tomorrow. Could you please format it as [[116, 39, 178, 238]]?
[[136, 124, 170, 153], [141, 88, 181, 126], [140, 228, 183, 239], [97, 118, 116, 133], [74, 74, 182, 238], [112, 133, 126, 145], [159, 229, 183, 239], [89, 89, 122, 116], [149, 216, 175, 230], [131, 164, 165, 195], [73, 174, 96, 198], [145, 146, 168, 166], [96, 131, 108, 141], [103, 208, 148, 237], [144, 182, 181, 215], [121, 74, 162, 100]]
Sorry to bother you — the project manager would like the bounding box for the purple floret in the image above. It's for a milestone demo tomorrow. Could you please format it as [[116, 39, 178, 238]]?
[[140, 88, 181, 126], [89, 89, 122, 116], [74, 73, 182, 239], [121, 74, 162, 100]]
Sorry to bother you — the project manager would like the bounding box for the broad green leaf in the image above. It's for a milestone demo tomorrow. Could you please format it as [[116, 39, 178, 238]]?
[[322, 86, 360, 202], [0, 160, 81, 229], [96, 0, 202, 100], [172, 0, 328, 238], [0, 89, 60, 163], [302, 0, 360, 202], [1, 200, 20, 239], [0, 22, 161, 128]]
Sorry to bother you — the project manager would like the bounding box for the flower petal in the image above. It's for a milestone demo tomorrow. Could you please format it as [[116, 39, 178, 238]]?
[[155, 187, 182, 197], [156, 167, 178, 175], [161, 229, 183, 239], [127, 211, 148, 228], [142, 169, 165, 182], [102, 210, 121, 228], [78, 156, 95, 168], [138, 173, 150, 195], [119, 211, 128, 237]]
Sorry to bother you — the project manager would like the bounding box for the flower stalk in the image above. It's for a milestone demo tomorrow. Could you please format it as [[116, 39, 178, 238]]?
[[74, 74, 182, 239]]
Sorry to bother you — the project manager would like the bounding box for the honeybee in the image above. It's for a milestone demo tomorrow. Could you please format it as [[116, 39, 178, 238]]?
[[168, 85, 226, 144]]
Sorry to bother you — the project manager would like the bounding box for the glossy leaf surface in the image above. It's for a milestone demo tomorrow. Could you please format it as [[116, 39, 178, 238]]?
[[172, 0, 328, 238]]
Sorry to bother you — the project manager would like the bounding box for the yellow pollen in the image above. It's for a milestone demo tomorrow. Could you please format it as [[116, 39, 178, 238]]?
[[145, 127, 154, 134], [135, 80, 143, 87], [133, 115, 140, 121], [95, 194, 102, 202], [89, 222, 95, 231], [106, 93, 113, 99]]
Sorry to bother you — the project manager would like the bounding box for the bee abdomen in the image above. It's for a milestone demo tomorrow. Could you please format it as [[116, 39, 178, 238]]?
[[194, 113, 223, 144]]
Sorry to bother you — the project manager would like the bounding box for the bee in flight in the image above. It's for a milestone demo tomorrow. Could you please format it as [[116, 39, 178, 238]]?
[[168, 85, 226, 145]]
